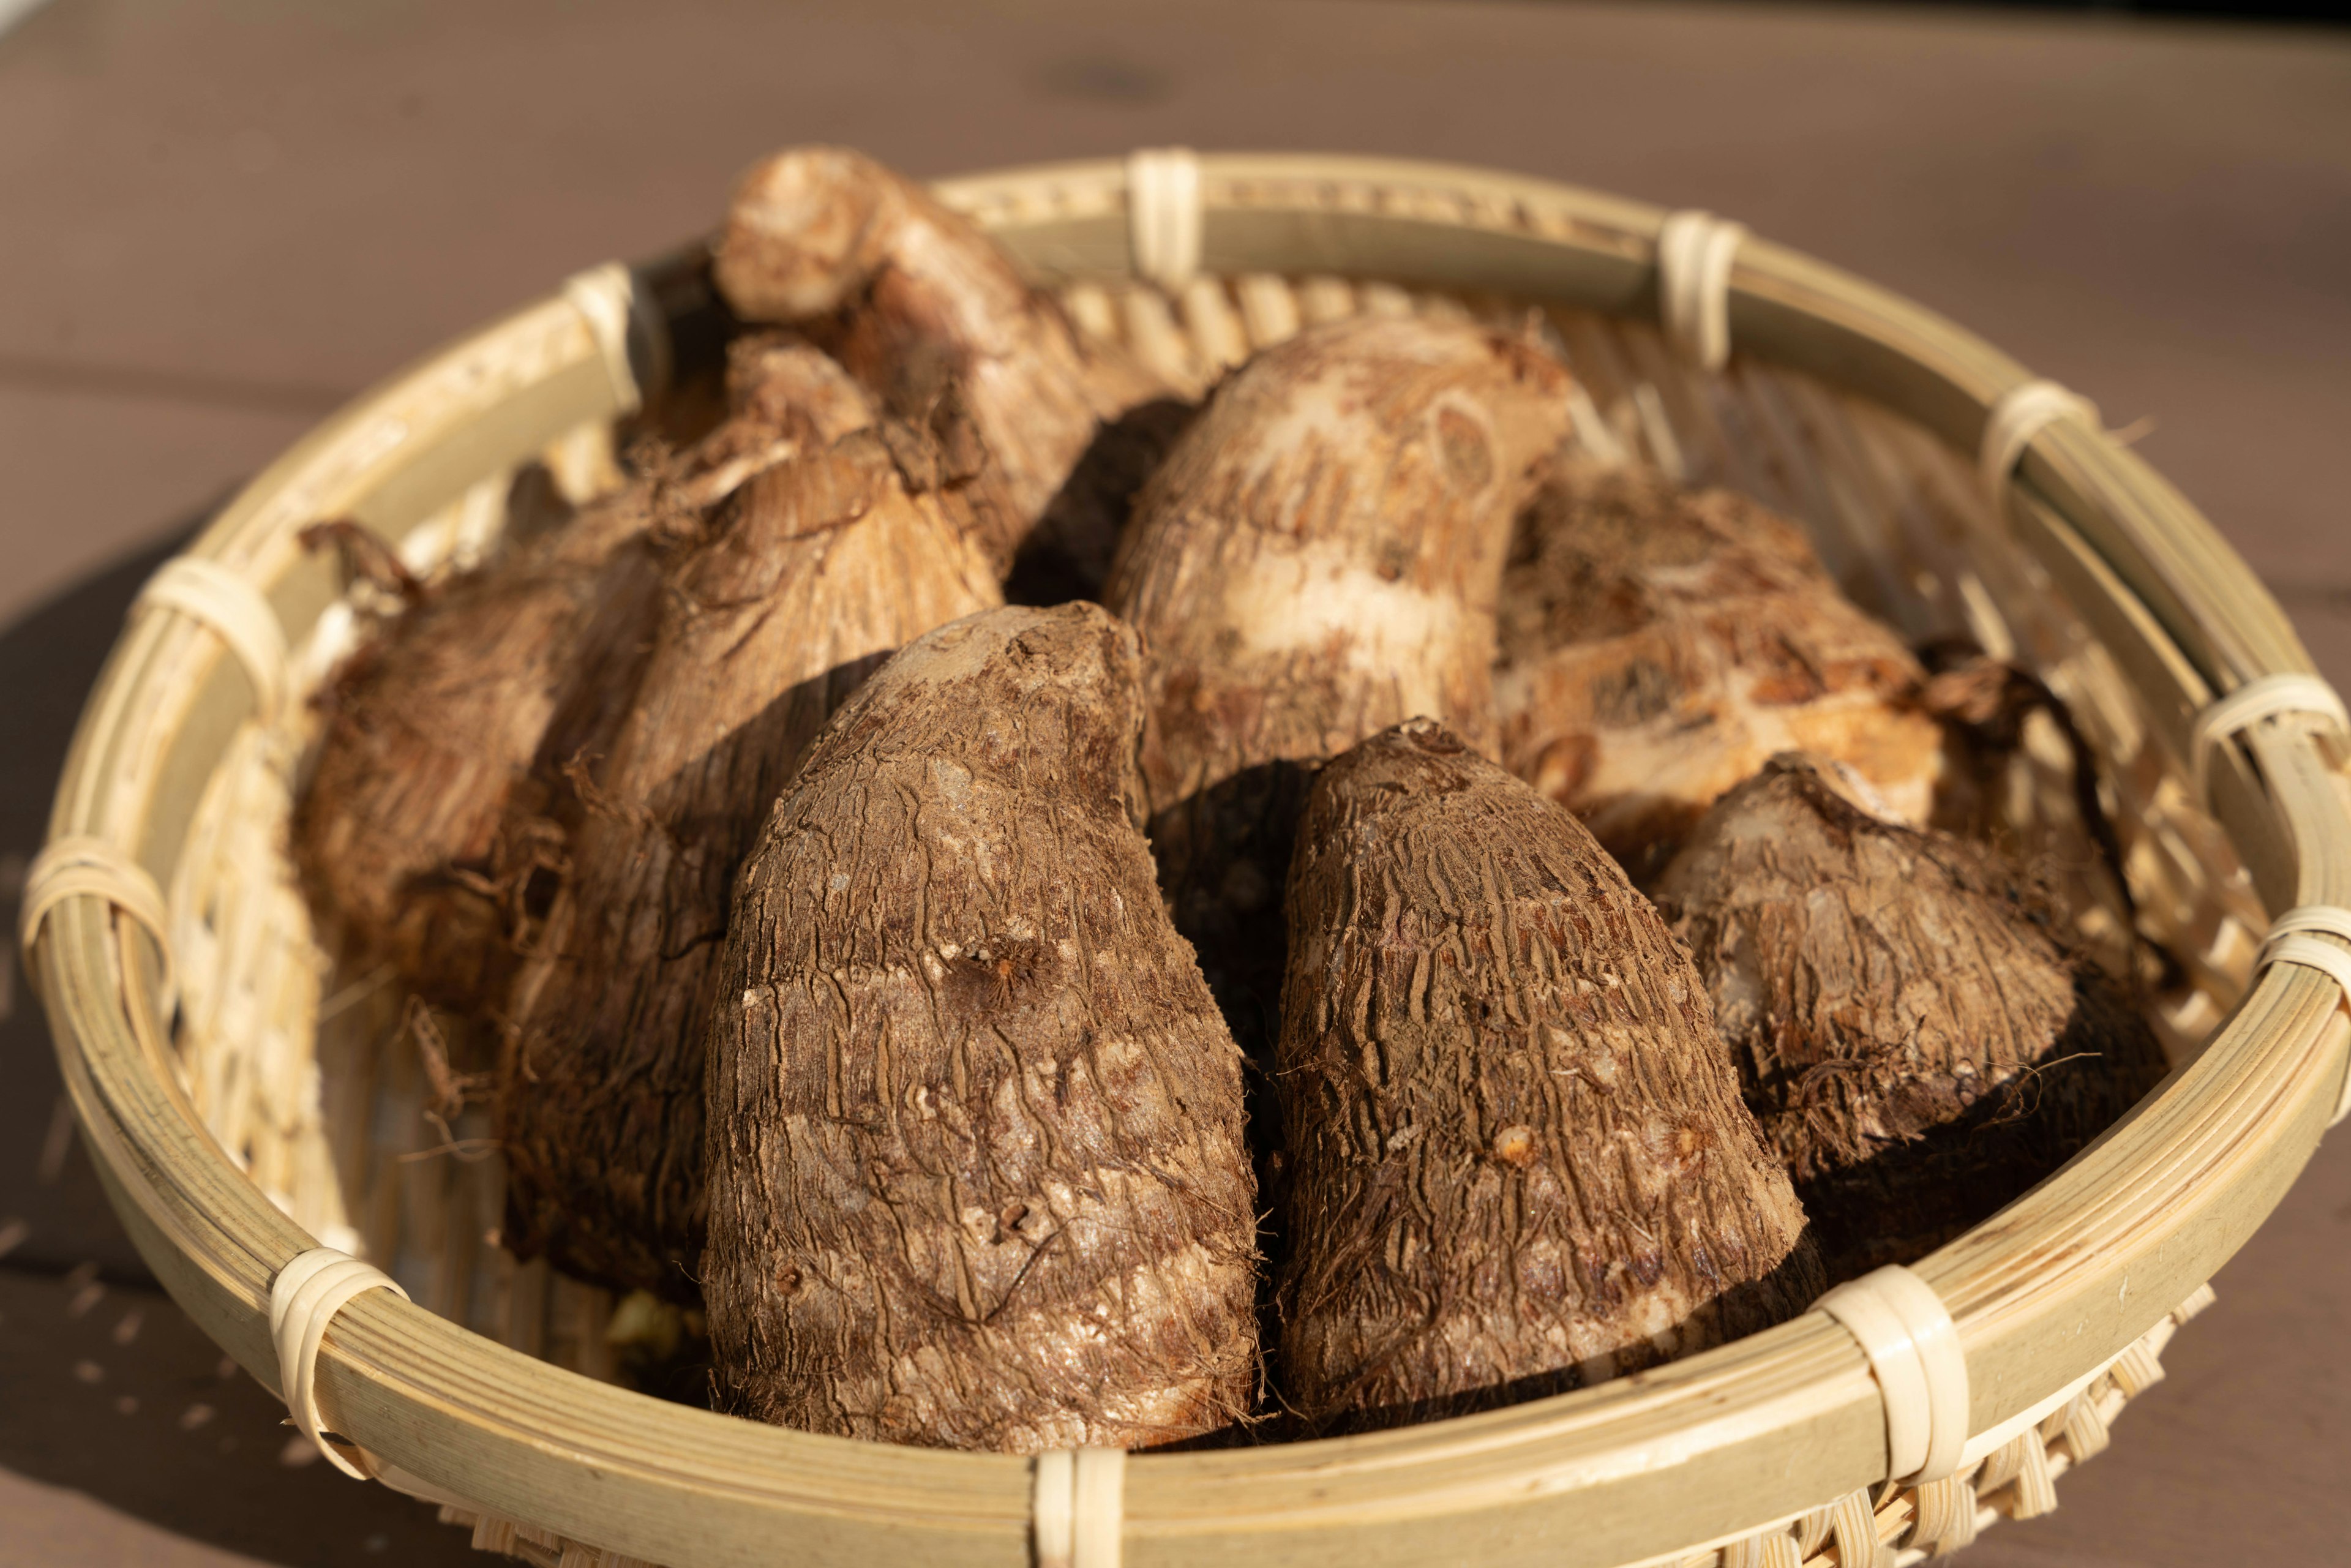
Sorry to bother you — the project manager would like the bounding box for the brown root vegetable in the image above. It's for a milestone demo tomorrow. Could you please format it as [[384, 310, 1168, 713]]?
[[703, 602, 1258, 1452], [1916, 643, 2144, 981], [1654, 753, 2170, 1284], [714, 145, 1180, 593], [1104, 315, 1575, 1055], [1277, 719, 1824, 1432], [291, 477, 662, 1011], [1495, 460, 1946, 886], [498, 334, 1006, 1294]]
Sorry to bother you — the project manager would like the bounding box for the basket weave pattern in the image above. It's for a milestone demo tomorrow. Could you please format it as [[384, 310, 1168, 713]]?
[[31, 156, 2351, 1568], [184, 266, 2255, 1566]]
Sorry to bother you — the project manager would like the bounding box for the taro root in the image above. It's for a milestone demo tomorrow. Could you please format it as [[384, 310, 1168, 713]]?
[[1495, 460, 1945, 886], [1654, 752, 2170, 1283], [1104, 315, 1575, 1057], [714, 144, 1182, 596], [1916, 643, 2143, 980], [497, 334, 1006, 1295], [1275, 719, 1823, 1432], [703, 603, 1258, 1452], [291, 476, 662, 1011]]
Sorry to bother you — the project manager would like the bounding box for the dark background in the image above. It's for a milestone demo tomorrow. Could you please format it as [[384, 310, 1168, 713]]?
[[2, 2, 2346, 1564], [1744, 2, 2351, 18], [1848, 2, 2350, 17]]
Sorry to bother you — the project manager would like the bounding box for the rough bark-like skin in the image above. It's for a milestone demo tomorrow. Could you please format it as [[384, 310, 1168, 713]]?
[[1496, 460, 1945, 887], [713, 145, 1177, 591], [291, 480, 662, 1011], [1654, 754, 2170, 1283], [1104, 315, 1575, 1059], [498, 336, 1006, 1295], [703, 604, 1258, 1452], [1277, 720, 1822, 1432]]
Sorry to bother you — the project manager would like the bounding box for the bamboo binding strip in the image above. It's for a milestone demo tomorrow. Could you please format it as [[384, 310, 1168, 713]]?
[[561, 261, 650, 415], [1979, 379, 2099, 495], [1033, 1448, 1127, 1568], [2189, 672, 2350, 806], [2257, 906, 2351, 1125], [1655, 209, 1747, 370], [1814, 1266, 1969, 1485], [1126, 147, 1202, 290], [268, 1252, 539, 1548], [270, 1248, 412, 1480], [136, 556, 292, 728], [18, 835, 173, 1001]]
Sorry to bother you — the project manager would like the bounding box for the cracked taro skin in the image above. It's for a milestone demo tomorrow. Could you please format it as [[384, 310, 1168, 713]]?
[[1655, 752, 2170, 1283], [1275, 719, 1824, 1433], [703, 603, 1259, 1452]]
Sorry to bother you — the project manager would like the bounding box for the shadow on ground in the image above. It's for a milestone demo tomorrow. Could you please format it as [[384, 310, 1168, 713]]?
[[0, 1272, 478, 1566], [0, 518, 197, 1284], [0, 510, 477, 1566]]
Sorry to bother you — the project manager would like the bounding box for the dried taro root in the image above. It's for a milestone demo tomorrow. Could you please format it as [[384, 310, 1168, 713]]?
[[714, 144, 1183, 598], [1105, 315, 1575, 1060], [1276, 719, 1824, 1432], [291, 475, 662, 1012], [703, 603, 1258, 1452], [497, 334, 1007, 1295], [1654, 753, 2170, 1284], [1494, 459, 1945, 887]]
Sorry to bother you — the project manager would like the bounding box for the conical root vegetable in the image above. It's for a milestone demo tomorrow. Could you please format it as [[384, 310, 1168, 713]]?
[[1276, 719, 1824, 1431], [1655, 752, 2170, 1283], [703, 602, 1259, 1452]]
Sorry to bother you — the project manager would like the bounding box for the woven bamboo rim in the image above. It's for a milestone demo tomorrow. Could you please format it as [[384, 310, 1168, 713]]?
[[27, 153, 2351, 1568]]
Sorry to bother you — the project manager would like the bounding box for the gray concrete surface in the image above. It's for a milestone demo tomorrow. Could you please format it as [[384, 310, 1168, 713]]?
[[1, 2, 2346, 1563]]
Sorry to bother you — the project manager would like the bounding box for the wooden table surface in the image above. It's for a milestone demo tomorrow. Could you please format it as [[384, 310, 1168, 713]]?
[[1, 2, 2346, 1563]]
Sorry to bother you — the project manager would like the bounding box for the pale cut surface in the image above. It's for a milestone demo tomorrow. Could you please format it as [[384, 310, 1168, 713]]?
[[1105, 313, 1575, 1057], [1277, 719, 1824, 1431], [714, 144, 1181, 593], [1496, 459, 1945, 886], [1655, 753, 2171, 1283], [703, 603, 1258, 1452], [497, 334, 1006, 1295]]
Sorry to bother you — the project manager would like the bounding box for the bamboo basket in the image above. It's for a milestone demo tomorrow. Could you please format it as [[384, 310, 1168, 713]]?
[[25, 152, 2351, 1568]]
